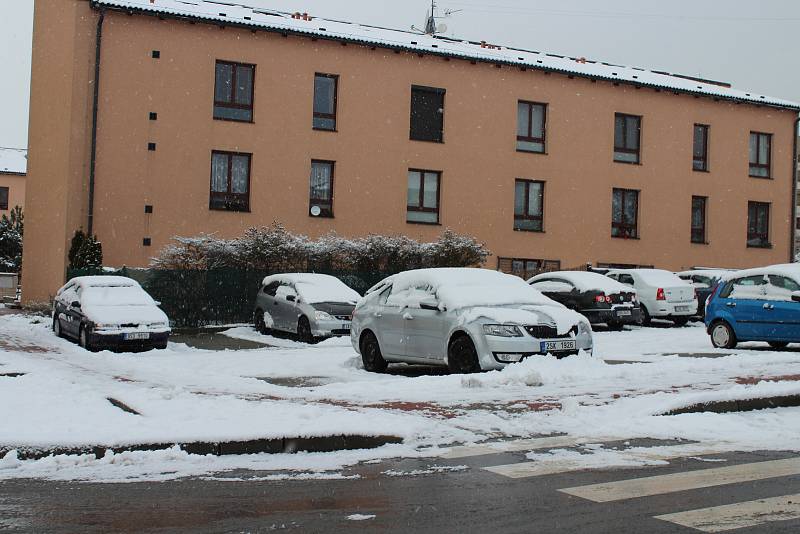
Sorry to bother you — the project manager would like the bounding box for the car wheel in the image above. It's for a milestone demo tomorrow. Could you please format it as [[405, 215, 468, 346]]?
[[640, 306, 652, 326], [297, 317, 315, 344], [79, 325, 98, 352], [448, 335, 481, 374], [53, 315, 64, 338], [254, 309, 269, 335], [768, 341, 789, 349], [710, 321, 737, 349], [360, 331, 388, 373], [673, 317, 690, 327]]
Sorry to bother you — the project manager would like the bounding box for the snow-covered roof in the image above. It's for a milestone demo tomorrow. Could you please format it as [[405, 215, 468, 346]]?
[[0, 148, 27, 175], [70, 276, 140, 289], [261, 273, 361, 304], [374, 268, 559, 311], [528, 271, 634, 294], [722, 263, 800, 283], [93, 0, 800, 111], [677, 269, 735, 280]]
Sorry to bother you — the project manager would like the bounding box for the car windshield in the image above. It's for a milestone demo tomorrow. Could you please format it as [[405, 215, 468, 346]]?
[[81, 285, 154, 307], [634, 270, 685, 286]]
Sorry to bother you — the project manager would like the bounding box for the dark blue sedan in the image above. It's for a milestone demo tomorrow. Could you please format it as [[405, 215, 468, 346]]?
[[705, 265, 800, 349]]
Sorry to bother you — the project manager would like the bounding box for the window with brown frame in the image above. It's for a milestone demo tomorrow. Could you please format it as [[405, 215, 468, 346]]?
[[517, 101, 546, 153], [749, 132, 771, 178], [514, 179, 544, 232], [209, 151, 251, 212], [614, 113, 641, 164], [0, 187, 8, 211], [407, 169, 440, 224], [213, 60, 255, 122], [497, 257, 561, 280], [691, 196, 707, 244], [611, 188, 639, 238], [309, 160, 334, 218], [410, 86, 445, 143], [747, 201, 770, 248], [693, 124, 709, 172], [313, 74, 338, 131]]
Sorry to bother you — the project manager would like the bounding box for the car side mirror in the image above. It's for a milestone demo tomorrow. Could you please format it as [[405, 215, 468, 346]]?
[[419, 297, 441, 311], [792, 291, 800, 303], [71, 301, 80, 309], [286, 295, 296, 302]]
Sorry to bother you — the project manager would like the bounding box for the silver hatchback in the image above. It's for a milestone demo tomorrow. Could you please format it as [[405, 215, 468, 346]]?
[[254, 274, 361, 342], [351, 268, 593, 373]]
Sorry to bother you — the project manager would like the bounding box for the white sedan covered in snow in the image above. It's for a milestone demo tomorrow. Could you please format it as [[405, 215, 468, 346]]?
[[351, 268, 593, 373]]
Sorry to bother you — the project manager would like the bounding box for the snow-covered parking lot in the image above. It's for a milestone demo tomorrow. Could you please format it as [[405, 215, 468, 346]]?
[[2, 314, 800, 482]]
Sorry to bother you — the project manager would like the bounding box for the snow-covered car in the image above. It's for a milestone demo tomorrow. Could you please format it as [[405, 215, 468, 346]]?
[[351, 268, 593, 373], [677, 269, 734, 319], [528, 271, 641, 329], [52, 276, 170, 351], [254, 273, 361, 343], [606, 269, 697, 326], [705, 264, 800, 349]]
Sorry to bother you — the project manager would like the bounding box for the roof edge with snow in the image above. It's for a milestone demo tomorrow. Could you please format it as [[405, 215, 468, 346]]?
[[92, 0, 800, 112]]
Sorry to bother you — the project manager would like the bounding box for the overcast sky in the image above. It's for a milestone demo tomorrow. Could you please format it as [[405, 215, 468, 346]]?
[[2, 0, 798, 149]]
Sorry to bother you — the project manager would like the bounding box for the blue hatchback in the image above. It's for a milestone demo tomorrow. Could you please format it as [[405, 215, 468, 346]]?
[[705, 265, 800, 349]]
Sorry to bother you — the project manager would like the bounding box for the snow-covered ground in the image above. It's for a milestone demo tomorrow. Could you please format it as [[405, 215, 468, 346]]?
[[1, 314, 800, 482]]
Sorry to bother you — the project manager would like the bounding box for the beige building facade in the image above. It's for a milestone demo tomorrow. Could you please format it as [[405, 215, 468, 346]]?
[[22, 0, 800, 302], [0, 148, 27, 217]]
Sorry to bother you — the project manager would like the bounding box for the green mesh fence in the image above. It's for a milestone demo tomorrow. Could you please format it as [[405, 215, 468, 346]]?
[[66, 267, 392, 328]]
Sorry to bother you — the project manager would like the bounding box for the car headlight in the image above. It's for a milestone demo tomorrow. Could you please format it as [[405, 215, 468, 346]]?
[[314, 310, 334, 321], [482, 324, 523, 337], [578, 321, 591, 335]]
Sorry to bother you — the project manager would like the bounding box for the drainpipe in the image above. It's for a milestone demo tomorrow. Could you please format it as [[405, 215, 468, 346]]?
[[792, 116, 799, 263], [87, 9, 105, 237]]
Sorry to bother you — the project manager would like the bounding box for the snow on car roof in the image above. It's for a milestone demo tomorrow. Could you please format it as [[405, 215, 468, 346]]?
[[528, 271, 634, 293], [721, 263, 800, 283], [380, 268, 558, 311], [607, 268, 689, 286], [95, 0, 800, 111], [70, 276, 141, 289], [677, 269, 735, 280], [261, 273, 361, 304]]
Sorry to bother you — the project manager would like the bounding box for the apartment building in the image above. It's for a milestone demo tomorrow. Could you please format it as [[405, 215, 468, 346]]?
[[0, 148, 26, 216], [22, 0, 800, 301]]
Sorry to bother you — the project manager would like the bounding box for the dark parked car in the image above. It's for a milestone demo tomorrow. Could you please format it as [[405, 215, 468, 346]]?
[[677, 269, 734, 319], [53, 276, 170, 351], [528, 271, 642, 330]]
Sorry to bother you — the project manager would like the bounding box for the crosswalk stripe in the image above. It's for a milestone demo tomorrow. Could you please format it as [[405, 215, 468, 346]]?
[[655, 493, 800, 532], [559, 457, 800, 503], [440, 435, 589, 459], [483, 443, 729, 479]]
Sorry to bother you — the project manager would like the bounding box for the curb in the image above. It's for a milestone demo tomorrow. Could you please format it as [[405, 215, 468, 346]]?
[[663, 394, 800, 416], [1, 434, 402, 462]]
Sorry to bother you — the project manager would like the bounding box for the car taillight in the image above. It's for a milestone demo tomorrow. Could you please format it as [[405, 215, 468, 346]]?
[[656, 288, 666, 301], [708, 282, 721, 301]]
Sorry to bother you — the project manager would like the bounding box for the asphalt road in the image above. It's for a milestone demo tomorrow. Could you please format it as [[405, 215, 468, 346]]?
[[2, 446, 799, 533]]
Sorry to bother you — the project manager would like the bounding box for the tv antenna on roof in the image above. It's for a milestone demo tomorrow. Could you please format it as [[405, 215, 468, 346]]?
[[411, 0, 460, 35]]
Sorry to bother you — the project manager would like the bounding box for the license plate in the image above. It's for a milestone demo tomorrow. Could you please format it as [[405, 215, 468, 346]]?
[[541, 340, 576, 352], [341, 325, 351, 332], [675, 306, 690, 312], [616, 310, 631, 316], [124, 332, 150, 340]]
